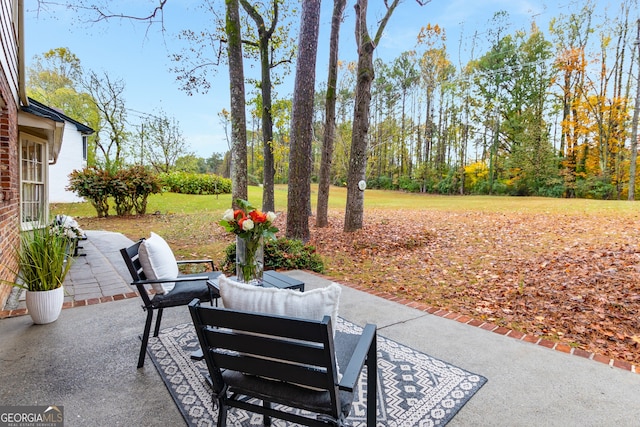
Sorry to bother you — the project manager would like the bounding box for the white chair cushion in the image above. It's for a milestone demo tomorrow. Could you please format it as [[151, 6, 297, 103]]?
[[219, 275, 341, 331], [138, 232, 179, 294], [219, 275, 343, 385]]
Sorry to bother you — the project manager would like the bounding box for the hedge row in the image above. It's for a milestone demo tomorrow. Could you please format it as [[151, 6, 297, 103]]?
[[160, 171, 232, 195]]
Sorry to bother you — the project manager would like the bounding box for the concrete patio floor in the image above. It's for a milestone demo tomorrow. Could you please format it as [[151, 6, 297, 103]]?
[[1, 230, 639, 426]]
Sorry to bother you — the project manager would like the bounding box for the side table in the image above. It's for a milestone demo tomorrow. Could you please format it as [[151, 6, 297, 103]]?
[[207, 270, 305, 295]]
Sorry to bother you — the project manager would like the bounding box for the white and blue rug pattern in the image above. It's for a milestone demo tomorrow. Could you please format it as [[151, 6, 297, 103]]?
[[149, 318, 487, 426]]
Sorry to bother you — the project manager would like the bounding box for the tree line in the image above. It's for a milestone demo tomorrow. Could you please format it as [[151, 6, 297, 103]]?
[[33, 0, 640, 240], [236, 2, 640, 202]]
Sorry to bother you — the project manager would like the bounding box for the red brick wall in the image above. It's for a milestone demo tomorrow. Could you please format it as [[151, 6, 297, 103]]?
[[0, 72, 20, 308]]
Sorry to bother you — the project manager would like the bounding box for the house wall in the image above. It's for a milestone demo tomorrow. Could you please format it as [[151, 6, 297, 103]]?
[[49, 121, 86, 203], [0, 0, 21, 307]]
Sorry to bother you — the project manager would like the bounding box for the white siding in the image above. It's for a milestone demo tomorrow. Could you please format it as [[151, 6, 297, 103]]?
[[49, 121, 87, 203], [0, 0, 19, 104]]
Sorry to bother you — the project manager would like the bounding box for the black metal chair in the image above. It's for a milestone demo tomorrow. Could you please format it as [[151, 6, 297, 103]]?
[[120, 239, 221, 368], [189, 299, 377, 427]]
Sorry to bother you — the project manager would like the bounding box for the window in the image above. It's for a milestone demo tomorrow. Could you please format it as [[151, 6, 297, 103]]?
[[20, 134, 48, 228], [82, 135, 88, 161]]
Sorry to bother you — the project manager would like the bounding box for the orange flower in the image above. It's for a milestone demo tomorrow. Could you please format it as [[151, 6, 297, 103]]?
[[234, 209, 246, 221], [249, 210, 267, 223]]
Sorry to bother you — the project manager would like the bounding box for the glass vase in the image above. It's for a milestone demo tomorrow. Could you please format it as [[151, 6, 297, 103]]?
[[236, 235, 264, 285]]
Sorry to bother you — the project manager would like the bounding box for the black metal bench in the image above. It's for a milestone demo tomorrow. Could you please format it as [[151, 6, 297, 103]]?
[[189, 299, 377, 426], [53, 214, 87, 256], [70, 233, 87, 257], [120, 239, 221, 368]]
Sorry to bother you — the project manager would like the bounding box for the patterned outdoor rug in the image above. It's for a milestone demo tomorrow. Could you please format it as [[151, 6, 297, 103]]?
[[148, 318, 487, 426]]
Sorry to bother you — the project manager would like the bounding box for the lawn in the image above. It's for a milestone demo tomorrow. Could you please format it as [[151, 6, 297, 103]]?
[[53, 185, 640, 365]]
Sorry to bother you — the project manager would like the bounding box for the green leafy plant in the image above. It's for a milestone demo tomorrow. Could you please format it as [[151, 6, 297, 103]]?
[[222, 237, 324, 275], [66, 166, 112, 217], [67, 166, 163, 217], [6, 225, 73, 291], [112, 166, 162, 215], [160, 171, 231, 195]]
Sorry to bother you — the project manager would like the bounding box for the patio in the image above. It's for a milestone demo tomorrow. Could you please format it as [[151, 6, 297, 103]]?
[[0, 230, 639, 426]]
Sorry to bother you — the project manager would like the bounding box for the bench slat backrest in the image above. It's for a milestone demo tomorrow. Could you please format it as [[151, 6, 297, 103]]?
[[190, 303, 340, 408]]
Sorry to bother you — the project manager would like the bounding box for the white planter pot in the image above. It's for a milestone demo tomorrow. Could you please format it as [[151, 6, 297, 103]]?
[[25, 286, 64, 324]]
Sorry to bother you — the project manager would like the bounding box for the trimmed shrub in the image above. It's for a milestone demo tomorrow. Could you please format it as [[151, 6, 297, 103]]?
[[112, 166, 162, 215], [160, 172, 232, 195], [67, 166, 162, 217], [66, 167, 112, 217]]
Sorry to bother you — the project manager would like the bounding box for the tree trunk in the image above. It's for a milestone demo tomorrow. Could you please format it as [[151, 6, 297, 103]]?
[[261, 34, 276, 211], [226, 0, 247, 204], [286, 0, 321, 241], [316, 0, 346, 228], [344, 42, 374, 232], [629, 19, 640, 200], [344, 0, 401, 232], [239, 0, 278, 212]]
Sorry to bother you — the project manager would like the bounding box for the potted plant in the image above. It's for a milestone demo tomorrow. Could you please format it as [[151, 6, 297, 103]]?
[[6, 224, 73, 324]]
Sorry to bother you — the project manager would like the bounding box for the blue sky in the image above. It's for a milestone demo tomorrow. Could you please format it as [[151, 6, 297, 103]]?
[[24, 0, 616, 158]]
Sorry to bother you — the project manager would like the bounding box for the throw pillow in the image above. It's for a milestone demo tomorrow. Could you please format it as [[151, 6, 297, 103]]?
[[218, 275, 341, 333], [218, 275, 343, 384], [138, 232, 179, 294]]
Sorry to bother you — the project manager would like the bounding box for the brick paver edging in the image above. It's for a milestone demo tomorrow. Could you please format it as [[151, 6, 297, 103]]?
[[0, 291, 139, 320], [305, 271, 640, 375], [3, 271, 637, 375]]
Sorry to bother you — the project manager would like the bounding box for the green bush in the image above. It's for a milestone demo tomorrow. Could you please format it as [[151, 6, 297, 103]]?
[[66, 167, 112, 217], [435, 170, 461, 195], [398, 175, 421, 193], [492, 181, 509, 195], [222, 237, 324, 275], [112, 166, 162, 215], [576, 177, 615, 200], [536, 177, 565, 198], [160, 171, 232, 195], [331, 175, 348, 187], [367, 176, 396, 190], [67, 166, 162, 217]]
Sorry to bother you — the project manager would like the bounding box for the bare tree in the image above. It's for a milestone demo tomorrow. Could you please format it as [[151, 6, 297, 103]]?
[[287, 0, 321, 241], [41, 0, 249, 202], [142, 111, 188, 173], [83, 70, 128, 170]]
